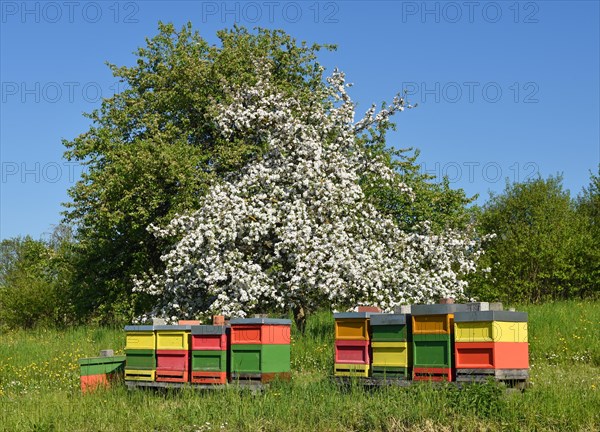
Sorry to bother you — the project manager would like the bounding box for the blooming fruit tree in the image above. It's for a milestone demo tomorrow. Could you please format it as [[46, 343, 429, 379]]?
[[134, 66, 487, 325]]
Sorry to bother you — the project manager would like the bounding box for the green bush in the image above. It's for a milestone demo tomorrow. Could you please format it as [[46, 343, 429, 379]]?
[[0, 231, 75, 329], [470, 175, 592, 303]]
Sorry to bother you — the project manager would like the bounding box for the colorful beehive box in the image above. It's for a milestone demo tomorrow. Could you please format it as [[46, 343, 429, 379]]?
[[333, 312, 374, 378], [230, 318, 291, 383], [124, 325, 156, 382], [454, 311, 528, 343], [410, 304, 471, 382], [454, 311, 529, 382], [370, 313, 412, 378], [191, 325, 229, 385], [334, 312, 371, 341], [370, 313, 410, 342], [154, 325, 192, 382], [78, 355, 125, 393], [335, 339, 370, 364]]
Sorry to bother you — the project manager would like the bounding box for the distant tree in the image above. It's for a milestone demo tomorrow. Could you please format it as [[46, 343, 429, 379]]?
[[574, 167, 600, 298], [0, 225, 75, 328], [470, 175, 584, 303]]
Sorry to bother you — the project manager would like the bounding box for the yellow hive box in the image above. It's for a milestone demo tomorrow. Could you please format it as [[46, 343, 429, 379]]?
[[155, 326, 190, 350], [335, 319, 369, 340], [124, 326, 155, 350], [412, 314, 453, 335], [371, 341, 410, 367], [454, 321, 528, 343], [334, 363, 370, 377], [124, 369, 155, 381]]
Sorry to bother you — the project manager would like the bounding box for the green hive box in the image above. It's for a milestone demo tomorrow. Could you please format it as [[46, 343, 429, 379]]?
[[412, 334, 452, 368], [231, 344, 290, 374], [125, 349, 156, 370], [370, 314, 411, 342], [191, 350, 227, 372], [79, 355, 126, 376], [371, 325, 409, 341]]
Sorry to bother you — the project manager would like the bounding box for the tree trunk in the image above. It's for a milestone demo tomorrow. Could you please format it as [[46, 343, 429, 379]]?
[[293, 303, 307, 334]]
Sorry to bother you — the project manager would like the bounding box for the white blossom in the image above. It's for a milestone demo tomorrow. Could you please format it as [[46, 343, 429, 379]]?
[[133, 65, 488, 320]]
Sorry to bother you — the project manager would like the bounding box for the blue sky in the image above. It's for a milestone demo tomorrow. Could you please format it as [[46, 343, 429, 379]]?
[[1, 1, 599, 240]]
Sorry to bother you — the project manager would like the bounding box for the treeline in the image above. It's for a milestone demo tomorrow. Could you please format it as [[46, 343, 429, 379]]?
[[1, 171, 597, 329], [467, 172, 599, 303]]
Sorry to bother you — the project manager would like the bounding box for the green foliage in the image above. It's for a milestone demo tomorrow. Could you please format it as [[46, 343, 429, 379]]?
[[470, 175, 589, 303], [0, 226, 75, 329], [358, 132, 474, 232], [574, 166, 600, 299], [62, 23, 475, 323], [62, 23, 335, 323]]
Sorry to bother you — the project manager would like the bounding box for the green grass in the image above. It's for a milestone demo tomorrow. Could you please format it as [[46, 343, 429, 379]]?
[[1, 301, 599, 431]]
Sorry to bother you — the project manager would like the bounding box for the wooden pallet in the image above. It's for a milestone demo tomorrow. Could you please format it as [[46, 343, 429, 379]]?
[[456, 369, 529, 390], [455, 368, 529, 381], [230, 372, 291, 383], [334, 376, 529, 391], [124, 380, 264, 392]]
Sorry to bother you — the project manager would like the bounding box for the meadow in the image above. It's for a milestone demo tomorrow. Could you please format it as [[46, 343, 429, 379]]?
[[0, 301, 598, 431]]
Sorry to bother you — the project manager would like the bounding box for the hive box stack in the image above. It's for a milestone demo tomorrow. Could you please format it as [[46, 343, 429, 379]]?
[[370, 313, 412, 379], [190, 325, 229, 385], [454, 311, 529, 382], [411, 304, 470, 381], [333, 312, 372, 377], [124, 325, 156, 382], [230, 318, 291, 383], [78, 355, 125, 393], [155, 325, 191, 383]]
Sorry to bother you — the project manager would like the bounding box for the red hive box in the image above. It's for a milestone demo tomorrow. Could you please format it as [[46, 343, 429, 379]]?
[[334, 340, 370, 364], [230, 324, 290, 345], [191, 333, 228, 351], [454, 342, 529, 369], [156, 350, 189, 370], [156, 350, 190, 383]]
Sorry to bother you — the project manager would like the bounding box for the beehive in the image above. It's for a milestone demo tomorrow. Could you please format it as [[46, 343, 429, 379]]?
[[124, 325, 156, 382], [191, 325, 229, 385], [410, 304, 471, 381], [370, 313, 412, 378], [78, 355, 125, 393], [154, 325, 192, 383], [453, 311, 529, 382], [230, 318, 291, 383], [333, 312, 374, 378]]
